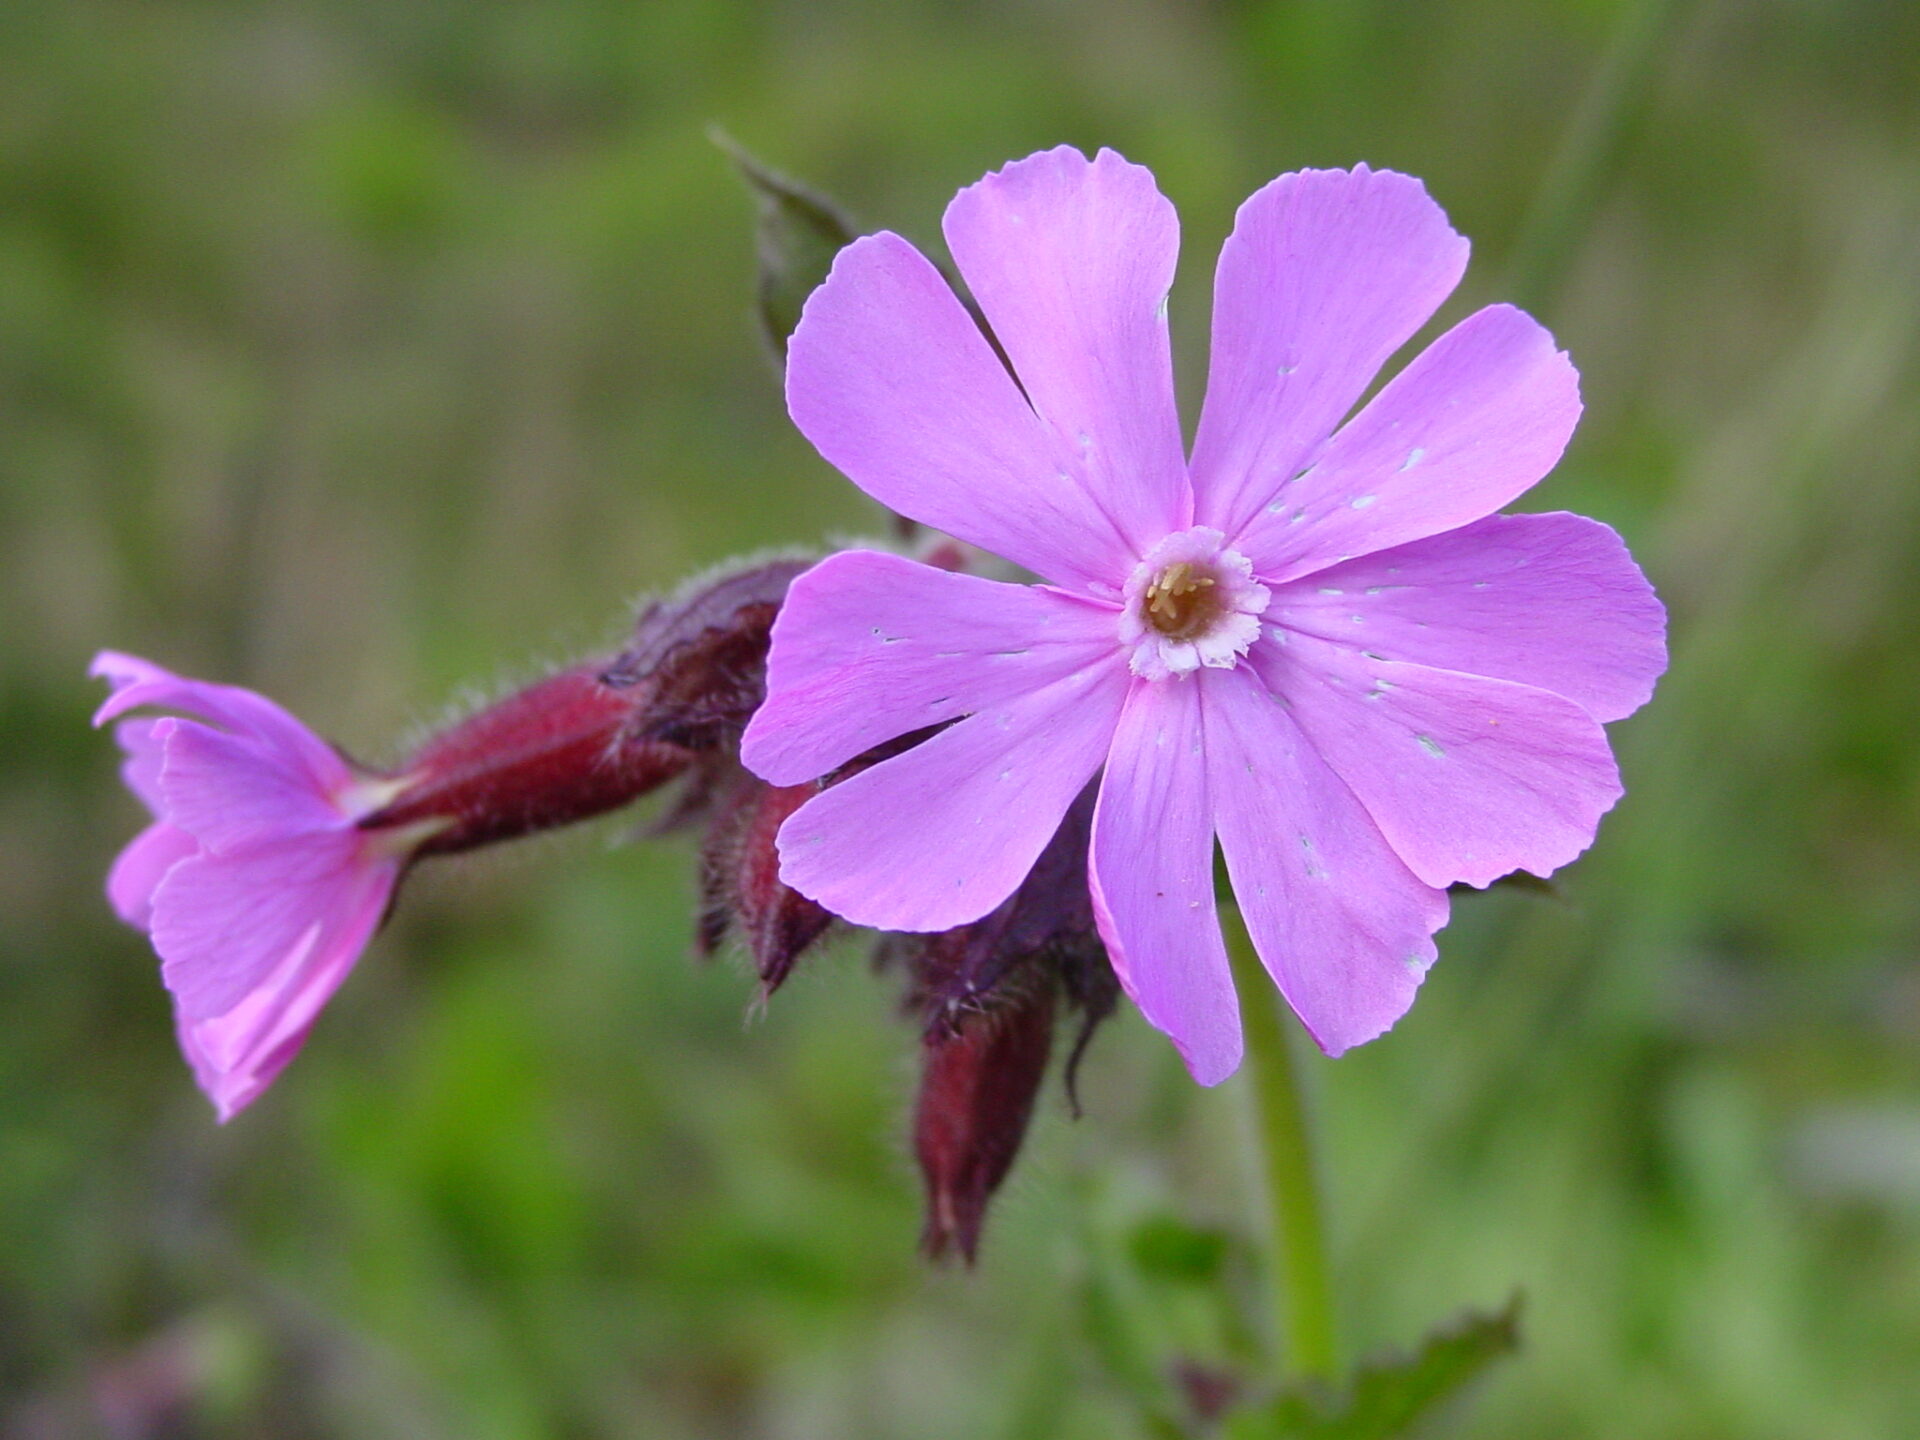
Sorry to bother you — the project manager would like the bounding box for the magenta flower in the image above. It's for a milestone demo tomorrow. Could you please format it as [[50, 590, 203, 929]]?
[[93, 651, 413, 1120], [742, 149, 1666, 1083]]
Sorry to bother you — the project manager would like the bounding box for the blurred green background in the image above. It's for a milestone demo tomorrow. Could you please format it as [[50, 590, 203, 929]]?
[[5, 0, 1920, 1435]]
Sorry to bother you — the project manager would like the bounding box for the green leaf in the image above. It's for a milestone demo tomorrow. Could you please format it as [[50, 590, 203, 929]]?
[[1225, 1296, 1523, 1440], [712, 129, 858, 356]]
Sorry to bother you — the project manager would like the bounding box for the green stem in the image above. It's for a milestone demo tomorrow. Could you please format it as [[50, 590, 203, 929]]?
[[1223, 904, 1338, 1382]]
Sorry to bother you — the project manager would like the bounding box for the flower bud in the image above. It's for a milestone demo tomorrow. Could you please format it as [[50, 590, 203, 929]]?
[[696, 765, 833, 993], [914, 975, 1055, 1264], [899, 787, 1119, 1261]]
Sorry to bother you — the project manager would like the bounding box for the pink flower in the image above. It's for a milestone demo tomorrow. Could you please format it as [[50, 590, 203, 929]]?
[[93, 651, 414, 1120], [742, 149, 1666, 1083]]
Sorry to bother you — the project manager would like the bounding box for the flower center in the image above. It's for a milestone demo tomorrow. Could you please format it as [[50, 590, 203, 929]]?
[[1118, 527, 1271, 682], [1143, 561, 1224, 640]]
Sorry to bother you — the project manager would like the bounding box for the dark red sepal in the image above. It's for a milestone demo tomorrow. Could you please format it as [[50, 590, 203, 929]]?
[[696, 765, 833, 993], [364, 666, 692, 857], [913, 976, 1055, 1265]]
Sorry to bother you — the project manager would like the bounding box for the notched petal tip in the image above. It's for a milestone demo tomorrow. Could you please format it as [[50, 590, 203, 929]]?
[[1296, 956, 1431, 1059], [1236, 162, 1463, 241], [956, 142, 1153, 201], [782, 229, 915, 367], [963, 142, 1091, 189]]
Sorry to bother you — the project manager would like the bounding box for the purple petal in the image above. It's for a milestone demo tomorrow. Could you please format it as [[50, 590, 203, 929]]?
[[149, 831, 394, 1023], [106, 823, 200, 930], [113, 717, 172, 816], [742, 550, 1119, 787], [91, 650, 351, 794], [786, 233, 1138, 591], [90, 650, 182, 709], [1266, 512, 1666, 723], [942, 147, 1189, 549], [776, 659, 1128, 932], [1088, 677, 1241, 1086], [156, 717, 345, 852], [1230, 306, 1582, 582], [1251, 631, 1623, 889], [1201, 667, 1448, 1056], [172, 862, 392, 1121], [1189, 167, 1469, 540]]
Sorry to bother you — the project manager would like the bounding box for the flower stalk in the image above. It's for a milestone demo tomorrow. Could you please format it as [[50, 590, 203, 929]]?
[[1223, 903, 1338, 1382]]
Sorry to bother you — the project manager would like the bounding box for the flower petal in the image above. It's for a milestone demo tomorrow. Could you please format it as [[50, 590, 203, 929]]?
[[1190, 167, 1469, 540], [107, 822, 199, 930], [91, 650, 350, 793], [1230, 305, 1582, 581], [173, 863, 392, 1121], [157, 717, 347, 852], [1251, 631, 1623, 889], [1265, 512, 1666, 722], [112, 716, 172, 816], [1201, 667, 1448, 1056], [1089, 677, 1241, 1086], [776, 658, 1127, 932], [943, 147, 1189, 548], [742, 550, 1118, 786], [149, 832, 395, 1023], [786, 233, 1138, 591]]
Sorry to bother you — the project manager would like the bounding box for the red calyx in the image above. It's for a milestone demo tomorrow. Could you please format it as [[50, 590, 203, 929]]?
[[913, 977, 1056, 1265], [365, 666, 692, 856], [696, 766, 834, 993]]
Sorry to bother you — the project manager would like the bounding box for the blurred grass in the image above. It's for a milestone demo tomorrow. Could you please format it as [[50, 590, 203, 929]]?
[[4, 0, 1920, 1435]]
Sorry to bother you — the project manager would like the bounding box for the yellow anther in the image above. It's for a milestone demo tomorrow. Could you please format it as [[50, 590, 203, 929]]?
[[1143, 561, 1223, 639]]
